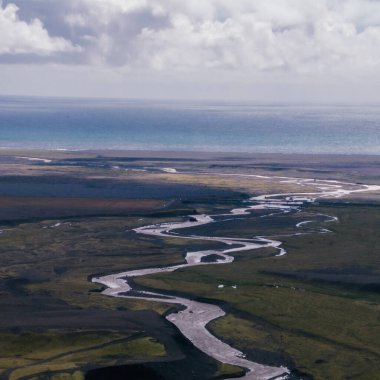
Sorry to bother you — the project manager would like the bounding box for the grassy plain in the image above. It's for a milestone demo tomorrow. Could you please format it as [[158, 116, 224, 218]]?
[[0, 204, 245, 379], [1, 151, 380, 379], [137, 204, 380, 379]]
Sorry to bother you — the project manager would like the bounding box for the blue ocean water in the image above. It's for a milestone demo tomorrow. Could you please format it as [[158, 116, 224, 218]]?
[[0, 96, 379, 154]]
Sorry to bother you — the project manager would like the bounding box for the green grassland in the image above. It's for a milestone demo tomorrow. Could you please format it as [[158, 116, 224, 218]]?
[[0, 197, 246, 380], [1, 158, 380, 380], [136, 204, 380, 380], [1, 332, 165, 380]]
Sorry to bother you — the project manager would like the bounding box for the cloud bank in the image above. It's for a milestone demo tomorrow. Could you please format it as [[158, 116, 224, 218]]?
[[1, 0, 380, 100], [0, 1, 79, 55]]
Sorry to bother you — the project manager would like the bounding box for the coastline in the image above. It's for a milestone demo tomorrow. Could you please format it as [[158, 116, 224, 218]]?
[[1, 148, 380, 193], [1, 147, 380, 158]]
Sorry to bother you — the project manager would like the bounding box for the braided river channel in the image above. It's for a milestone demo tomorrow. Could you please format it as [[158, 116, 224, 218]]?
[[93, 173, 380, 380]]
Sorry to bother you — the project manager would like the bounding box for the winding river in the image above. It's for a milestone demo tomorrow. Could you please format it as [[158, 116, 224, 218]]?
[[92, 173, 380, 380]]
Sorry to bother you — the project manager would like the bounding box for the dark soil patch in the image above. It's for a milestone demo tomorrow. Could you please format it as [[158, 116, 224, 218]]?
[[85, 332, 220, 380]]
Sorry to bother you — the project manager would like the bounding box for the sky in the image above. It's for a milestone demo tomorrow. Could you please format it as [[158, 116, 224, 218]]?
[[1, 0, 380, 102]]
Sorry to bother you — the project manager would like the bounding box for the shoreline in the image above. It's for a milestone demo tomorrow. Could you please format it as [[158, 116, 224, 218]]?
[[1, 150, 380, 203], [1, 147, 380, 159]]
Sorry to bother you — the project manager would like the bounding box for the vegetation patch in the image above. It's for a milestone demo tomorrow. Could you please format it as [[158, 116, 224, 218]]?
[[137, 204, 380, 379]]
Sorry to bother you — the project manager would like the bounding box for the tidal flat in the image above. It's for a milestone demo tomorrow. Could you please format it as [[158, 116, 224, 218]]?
[[0, 150, 380, 380]]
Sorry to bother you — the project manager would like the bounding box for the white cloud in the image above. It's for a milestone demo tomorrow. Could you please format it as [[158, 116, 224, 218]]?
[[55, 0, 380, 76], [0, 1, 80, 55], [2, 0, 380, 101], [71, 0, 163, 24], [133, 0, 380, 74]]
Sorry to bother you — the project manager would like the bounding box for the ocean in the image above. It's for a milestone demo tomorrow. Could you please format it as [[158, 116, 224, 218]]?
[[0, 96, 379, 155]]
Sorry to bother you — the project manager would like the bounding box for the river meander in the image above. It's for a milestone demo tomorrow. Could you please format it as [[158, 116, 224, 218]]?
[[92, 173, 380, 380]]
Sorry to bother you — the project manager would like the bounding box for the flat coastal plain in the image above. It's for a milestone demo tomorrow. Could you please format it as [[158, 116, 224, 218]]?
[[0, 150, 380, 380]]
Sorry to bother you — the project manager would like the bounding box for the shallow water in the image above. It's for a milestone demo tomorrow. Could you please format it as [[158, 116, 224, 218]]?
[[1, 96, 379, 154]]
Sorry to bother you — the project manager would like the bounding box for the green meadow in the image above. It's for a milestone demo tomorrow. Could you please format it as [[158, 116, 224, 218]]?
[[137, 204, 380, 380]]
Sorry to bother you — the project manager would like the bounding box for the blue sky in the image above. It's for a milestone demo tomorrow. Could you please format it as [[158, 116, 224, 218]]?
[[1, 0, 380, 102]]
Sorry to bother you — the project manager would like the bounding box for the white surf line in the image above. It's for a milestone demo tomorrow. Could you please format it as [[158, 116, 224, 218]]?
[[93, 174, 380, 380]]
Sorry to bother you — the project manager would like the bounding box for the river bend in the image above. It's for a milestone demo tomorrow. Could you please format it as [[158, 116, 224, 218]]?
[[92, 173, 380, 380]]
